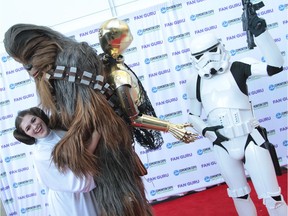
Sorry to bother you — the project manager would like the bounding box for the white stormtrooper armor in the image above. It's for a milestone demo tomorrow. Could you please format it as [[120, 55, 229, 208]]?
[[187, 23, 287, 216]]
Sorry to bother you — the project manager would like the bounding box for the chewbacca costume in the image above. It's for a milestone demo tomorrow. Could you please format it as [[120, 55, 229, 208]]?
[[4, 24, 157, 216]]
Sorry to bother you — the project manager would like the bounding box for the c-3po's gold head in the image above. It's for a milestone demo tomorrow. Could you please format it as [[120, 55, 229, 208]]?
[[99, 18, 133, 59]]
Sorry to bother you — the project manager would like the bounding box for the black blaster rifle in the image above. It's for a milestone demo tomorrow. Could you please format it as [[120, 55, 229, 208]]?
[[241, 0, 265, 49]]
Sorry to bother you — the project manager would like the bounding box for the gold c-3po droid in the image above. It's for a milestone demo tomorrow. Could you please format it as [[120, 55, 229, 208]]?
[[99, 18, 197, 145]]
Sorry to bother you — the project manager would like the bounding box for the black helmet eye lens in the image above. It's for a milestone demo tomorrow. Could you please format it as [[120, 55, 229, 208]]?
[[195, 54, 203, 60], [23, 64, 33, 71], [209, 47, 218, 53]]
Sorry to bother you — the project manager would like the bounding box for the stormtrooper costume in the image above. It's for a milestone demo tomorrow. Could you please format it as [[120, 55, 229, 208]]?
[[186, 16, 287, 216]]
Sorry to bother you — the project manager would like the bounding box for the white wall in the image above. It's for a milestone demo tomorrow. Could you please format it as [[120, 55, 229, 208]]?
[[0, 0, 169, 43]]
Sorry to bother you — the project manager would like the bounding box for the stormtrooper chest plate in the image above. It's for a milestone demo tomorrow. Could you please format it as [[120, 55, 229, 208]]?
[[200, 72, 251, 115]]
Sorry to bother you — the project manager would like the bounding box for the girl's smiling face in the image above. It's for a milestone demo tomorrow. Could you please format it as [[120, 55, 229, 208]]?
[[20, 114, 50, 139]]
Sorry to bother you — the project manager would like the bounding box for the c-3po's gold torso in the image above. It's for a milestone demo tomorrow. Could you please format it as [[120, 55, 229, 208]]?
[[105, 55, 141, 107]]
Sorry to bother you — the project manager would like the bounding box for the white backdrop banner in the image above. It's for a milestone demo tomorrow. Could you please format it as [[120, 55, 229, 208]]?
[[0, 0, 287, 215]]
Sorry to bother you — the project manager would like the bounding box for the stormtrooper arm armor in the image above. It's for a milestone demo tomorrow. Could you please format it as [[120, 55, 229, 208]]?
[[113, 77, 197, 143], [253, 31, 284, 77], [249, 15, 283, 76]]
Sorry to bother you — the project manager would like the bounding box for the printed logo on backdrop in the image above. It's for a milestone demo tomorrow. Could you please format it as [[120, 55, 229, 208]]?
[[134, 11, 157, 20], [152, 82, 175, 93], [197, 147, 213, 155], [222, 17, 242, 28], [283, 140, 288, 147], [175, 62, 193, 71], [18, 192, 37, 201], [275, 111, 288, 119], [9, 167, 29, 176], [166, 140, 185, 149], [160, 3, 182, 14], [9, 79, 31, 90], [171, 47, 190, 57], [269, 81, 287, 91], [145, 53, 168, 64], [147, 173, 169, 183], [267, 129, 276, 137], [127, 61, 140, 69], [177, 179, 200, 189], [194, 24, 218, 34], [150, 186, 174, 197], [273, 96, 287, 105], [155, 97, 178, 107], [13, 179, 34, 189], [14, 93, 35, 103], [21, 204, 42, 214], [173, 165, 197, 176], [260, 7, 275, 16], [144, 159, 166, 169], [230, 46, 250, 56], [137, 25, 160, 36], [123, 47, 137, 55], [6, 66, 27, 76], [204, 173, 222, 182], [219, 2, 242, 13], [1, 55, 13, 63], [248, 88, 264, 96], [141, 40, 164, 49], [186, 0, 207, 6], [0, 99, 10, 107], [201, 161, 217, 169], [5, 153, 26, 163], [226, 32, 247, 42], [180, 80, 187, 88], [0, 113, 13, 123], [258, 116, 271, 124], [170, 153, 193, 162], [0, 87, 5, 93], [253, 101, 269, 110], [168, 32, 190, 43], [267, 22, 279, 30], [1, 140, 21, 149], [164, 18, 186, 28], [190, 9, 214, 21], [148, 68, 171, 79], [159, 110, 183, 120], [279, 4, 288, 11], [79, 27, 99, 38]]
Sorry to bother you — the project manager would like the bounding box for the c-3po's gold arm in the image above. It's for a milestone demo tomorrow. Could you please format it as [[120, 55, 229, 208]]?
[[131, 115, 197, 143], [112, 82, 197, 143]]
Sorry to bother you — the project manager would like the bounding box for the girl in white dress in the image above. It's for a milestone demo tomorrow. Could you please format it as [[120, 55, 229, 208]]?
[[13, 107, 100, 216]]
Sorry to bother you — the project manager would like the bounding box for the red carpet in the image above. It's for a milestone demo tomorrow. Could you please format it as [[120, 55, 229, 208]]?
[[152, 168, 287, 216]]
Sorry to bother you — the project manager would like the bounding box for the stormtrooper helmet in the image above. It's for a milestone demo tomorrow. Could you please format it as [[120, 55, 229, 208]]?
[[190, 33, 230, 79]]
